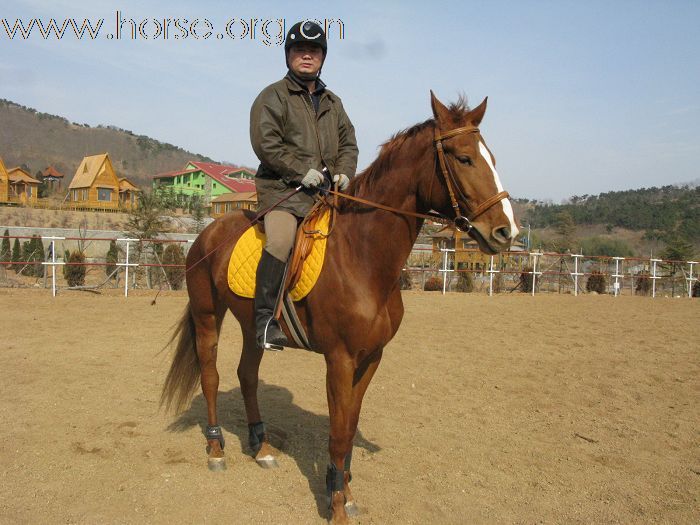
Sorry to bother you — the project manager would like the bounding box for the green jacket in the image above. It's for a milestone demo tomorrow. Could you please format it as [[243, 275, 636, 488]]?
[[250, 74, 358, 217]]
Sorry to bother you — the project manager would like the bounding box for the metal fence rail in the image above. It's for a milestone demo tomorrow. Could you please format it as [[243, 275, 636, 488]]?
[[403, 247, 699, 298], [1, 234, 698, 298]]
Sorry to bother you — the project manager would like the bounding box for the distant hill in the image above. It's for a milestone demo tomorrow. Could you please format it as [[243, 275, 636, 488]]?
[[0, 99, 230, 190], [520, 185, 700, 242]]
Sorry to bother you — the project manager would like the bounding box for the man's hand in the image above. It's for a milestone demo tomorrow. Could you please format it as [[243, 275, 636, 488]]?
[[333, 174, 350, 191], [301, 168, 324, 188]]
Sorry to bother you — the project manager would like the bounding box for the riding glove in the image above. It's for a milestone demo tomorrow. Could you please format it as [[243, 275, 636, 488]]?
[[301, 168, 324, 188], [333, 174, 350, 191]]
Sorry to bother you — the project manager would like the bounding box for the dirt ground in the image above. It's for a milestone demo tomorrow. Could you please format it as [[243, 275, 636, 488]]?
[[0, 289, 697, 524]]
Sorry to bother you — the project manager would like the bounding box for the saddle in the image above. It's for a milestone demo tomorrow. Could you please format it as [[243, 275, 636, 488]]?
[[227, 200, 333, 301]]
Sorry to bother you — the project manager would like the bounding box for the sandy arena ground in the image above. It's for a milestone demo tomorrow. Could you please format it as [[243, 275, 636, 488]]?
[[0, 289, 698, 524]]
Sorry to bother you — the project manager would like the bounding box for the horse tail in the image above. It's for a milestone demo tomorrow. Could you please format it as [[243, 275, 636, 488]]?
[[160, 303, 200, 413]]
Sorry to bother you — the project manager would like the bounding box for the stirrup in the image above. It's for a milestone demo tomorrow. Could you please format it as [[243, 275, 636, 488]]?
[[262, 318, 284, 351]]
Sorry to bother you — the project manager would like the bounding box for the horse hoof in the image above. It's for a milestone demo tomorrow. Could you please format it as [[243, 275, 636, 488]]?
[[344, 501, 359, 517], [207, 457, 227, 471], [255, 454, 279, 469]]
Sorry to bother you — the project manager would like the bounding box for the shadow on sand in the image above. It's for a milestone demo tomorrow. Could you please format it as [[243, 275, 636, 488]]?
[[167, 379, 381, 517]]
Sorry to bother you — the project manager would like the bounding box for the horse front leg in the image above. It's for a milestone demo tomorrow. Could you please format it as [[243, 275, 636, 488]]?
[[237, 328, 279, 468], [325, 351, 357, 525]]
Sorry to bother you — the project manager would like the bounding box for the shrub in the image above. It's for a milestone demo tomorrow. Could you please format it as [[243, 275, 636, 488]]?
[[455, 271, 474, 293], [105, 240, 119, 280], [423, 276, 442, 291], [491, 273, 504, 294], [635, 271, 652, 296], [399, 269, 412, 290], [586, 272, 607, 294], [162, 244, 186, 290], [518, 267, 537, 292], [63, 250, 86, 287]]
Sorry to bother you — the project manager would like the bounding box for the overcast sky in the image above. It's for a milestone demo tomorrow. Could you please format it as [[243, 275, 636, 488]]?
[[2, 0, 699, 201]]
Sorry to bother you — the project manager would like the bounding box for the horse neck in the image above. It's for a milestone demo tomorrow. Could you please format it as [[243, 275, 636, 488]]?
[[335, 133, 435, 287]]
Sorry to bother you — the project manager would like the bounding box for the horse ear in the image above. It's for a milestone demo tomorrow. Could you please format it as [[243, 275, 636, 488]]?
[[468, 97, 488, 126], [430, 90, 451, 125]]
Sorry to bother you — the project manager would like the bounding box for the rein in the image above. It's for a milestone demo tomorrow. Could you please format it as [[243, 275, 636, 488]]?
[[323, 123, 509, 231]]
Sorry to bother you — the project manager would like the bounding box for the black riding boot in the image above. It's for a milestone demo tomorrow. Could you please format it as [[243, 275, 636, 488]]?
[[254, 249, 289, 350]]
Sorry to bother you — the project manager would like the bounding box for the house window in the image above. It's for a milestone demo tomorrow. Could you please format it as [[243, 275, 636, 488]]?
[[27, 186, 33, 197], [98, 188, 112, 201], [82, 189, 88, 200]]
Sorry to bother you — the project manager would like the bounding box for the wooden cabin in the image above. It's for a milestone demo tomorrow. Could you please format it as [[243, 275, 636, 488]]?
[[67, 153, 135, 210], [210, 191, 257, 217], [118, 177, 140, 209], [0, 157, 8, 202], [431, 225, 527, 271], [7, 167, 40, 205]]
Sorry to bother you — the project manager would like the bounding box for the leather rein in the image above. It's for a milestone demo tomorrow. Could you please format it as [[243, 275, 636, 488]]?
[[326, 123, 510, 232]]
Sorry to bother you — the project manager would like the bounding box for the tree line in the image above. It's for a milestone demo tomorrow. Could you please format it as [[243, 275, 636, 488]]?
[[524, 185, 699, 241]]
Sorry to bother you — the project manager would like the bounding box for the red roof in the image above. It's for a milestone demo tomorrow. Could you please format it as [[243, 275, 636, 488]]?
[[188, 161, 256, 192], [152, 168, 198, 179], [43, 165, 63, 178]]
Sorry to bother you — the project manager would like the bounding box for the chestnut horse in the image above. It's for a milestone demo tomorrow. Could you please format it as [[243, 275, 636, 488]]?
[[161, 92, 518, 524]]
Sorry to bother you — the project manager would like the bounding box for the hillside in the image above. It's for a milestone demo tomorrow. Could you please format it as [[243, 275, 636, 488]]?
[[521, 186, 700, 240], [0, 99, 218, 190]]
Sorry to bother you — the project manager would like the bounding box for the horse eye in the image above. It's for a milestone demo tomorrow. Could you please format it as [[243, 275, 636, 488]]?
[[457, 155, 473, 166]]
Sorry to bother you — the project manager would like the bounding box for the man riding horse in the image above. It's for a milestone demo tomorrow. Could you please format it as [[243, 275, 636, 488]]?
[[250, 20, 358, 350]]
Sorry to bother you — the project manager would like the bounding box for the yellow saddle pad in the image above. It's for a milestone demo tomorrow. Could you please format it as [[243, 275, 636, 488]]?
[[228, 210, 330, 301]]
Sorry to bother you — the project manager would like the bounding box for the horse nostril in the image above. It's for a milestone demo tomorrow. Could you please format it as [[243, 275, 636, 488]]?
[[493, 226, 510, 242]]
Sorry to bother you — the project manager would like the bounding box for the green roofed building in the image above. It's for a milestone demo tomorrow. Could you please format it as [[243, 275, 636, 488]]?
[[152, 161, 256, 205]]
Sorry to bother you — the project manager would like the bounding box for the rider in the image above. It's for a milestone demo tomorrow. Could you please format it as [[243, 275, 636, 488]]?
[[250, 20, 359, 350]]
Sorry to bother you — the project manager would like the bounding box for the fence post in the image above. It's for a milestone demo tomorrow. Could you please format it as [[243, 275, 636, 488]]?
[[612, 257, 625, 297], [440, 247, 450, 295], [530, 252, 542, 296], [488, 255, 497, 296], [41, 236, 65, 297], [117, 238, 139, 297], [687, 261, 698, 298], [571, 254, 583, 296], [650, 258, 661, 298]]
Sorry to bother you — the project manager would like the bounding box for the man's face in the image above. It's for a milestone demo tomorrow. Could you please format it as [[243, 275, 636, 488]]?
[[287, 43, 324, 77]]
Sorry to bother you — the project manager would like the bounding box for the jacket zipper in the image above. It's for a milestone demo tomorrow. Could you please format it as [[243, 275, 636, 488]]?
[[302, 92, 329, 171]]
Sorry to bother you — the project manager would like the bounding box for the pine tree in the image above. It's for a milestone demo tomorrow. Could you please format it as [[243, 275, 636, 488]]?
[[105, 240, 119, 280], [11, 238, 21, 273], [0, 230, 10, 264], [31, 236, 45, 277]]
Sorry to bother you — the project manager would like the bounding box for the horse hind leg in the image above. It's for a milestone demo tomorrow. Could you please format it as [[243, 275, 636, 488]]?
[[194, 305, 227, 471]]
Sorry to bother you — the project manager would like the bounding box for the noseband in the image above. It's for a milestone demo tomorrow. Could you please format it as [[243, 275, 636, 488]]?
[[434, 125, 509, 232]]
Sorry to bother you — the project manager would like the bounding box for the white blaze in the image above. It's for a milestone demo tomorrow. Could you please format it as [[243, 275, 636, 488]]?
[[478, 141, 519, 238]]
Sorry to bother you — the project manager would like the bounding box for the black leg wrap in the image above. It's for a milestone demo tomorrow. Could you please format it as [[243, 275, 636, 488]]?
[[326, 463, 346, 497], [248, 421, 266, 453], [344, 448, 353, 483], [205, 425, 225, 450]]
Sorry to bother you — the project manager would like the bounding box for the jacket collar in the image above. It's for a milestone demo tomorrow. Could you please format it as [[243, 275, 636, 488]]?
[[285, 70, 327, 95]]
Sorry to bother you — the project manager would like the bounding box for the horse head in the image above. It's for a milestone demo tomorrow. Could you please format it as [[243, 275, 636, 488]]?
[[426, 91, 519, 254]]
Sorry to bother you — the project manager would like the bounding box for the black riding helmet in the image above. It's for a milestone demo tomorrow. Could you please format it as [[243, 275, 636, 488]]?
[[284, 21, 327, 68]]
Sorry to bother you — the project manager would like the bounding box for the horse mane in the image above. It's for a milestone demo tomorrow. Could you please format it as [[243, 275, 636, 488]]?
[[342, 96, 471, 208]]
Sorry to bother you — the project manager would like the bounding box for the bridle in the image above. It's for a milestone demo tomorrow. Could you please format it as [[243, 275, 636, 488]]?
[[433, 125, 510, 232], [325, 122, 510, 232]]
